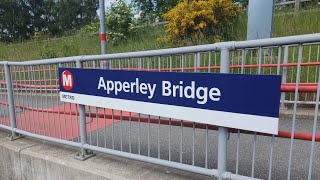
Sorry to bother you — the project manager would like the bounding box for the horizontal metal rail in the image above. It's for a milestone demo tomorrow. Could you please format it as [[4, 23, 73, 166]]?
[[1, 101, 319, 142]]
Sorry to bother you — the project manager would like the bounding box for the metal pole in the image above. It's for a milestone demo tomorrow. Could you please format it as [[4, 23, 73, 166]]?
[[4, 62, 18, 139], [218, 48, 230, 180], [280, 46, 289, 108], [4, 63, 17, 137], [75, 60, 95, 160], [99, 0, 109, 69], [294, 0, 301, 14], [3, 62, 21, 140]]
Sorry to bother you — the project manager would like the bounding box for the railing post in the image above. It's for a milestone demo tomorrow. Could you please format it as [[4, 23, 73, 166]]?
[[4, 62, 21, 140], [218, 48, 230, 180], [280, 46, 289, 109], [75, 59, 95, 160]]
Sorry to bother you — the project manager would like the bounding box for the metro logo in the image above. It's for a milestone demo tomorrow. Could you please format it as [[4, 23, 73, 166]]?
[[61, 70, 74, 90]]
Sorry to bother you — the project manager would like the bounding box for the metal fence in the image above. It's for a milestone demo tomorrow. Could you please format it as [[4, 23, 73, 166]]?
[[0, 33, 320, 180]]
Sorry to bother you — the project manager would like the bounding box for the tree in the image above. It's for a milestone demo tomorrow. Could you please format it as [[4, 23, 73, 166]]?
[[53, 0, 98, 35], [0, 0, 31, 41], [106, 0, 135, 42], [0, 0, 98, 42]]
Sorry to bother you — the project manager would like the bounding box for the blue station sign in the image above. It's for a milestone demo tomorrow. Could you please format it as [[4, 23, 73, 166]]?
[[59, 68, 281, 134]]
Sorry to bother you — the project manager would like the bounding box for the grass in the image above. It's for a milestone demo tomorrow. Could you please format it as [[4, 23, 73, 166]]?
[[0, 7, 319, 62]]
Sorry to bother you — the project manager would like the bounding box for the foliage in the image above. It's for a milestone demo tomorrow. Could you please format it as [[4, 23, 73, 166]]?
[[133, 0, 179, 21], [106, 0, 135, 42], [158, 0, 240, 45], [81, 0, 142, 44], [1, 6, 320, 62], [40, 38, 79, 59], [0, 0, 98, 42]]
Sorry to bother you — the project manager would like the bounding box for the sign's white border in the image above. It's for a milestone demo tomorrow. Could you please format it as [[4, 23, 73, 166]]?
[[60, 92, 278, 135]]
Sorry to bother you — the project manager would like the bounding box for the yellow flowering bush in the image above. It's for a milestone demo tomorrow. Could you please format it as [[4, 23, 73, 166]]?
[[158, 0, 239, 44]]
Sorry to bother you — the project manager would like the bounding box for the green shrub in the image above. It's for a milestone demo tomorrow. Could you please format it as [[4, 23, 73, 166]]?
[[81, 0, 141, 44], [158, 0, 240, 45]]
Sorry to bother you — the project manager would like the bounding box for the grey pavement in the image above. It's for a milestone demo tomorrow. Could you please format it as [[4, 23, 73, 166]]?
[[1, 93, 320, 179], [82, 116, 320, 180]]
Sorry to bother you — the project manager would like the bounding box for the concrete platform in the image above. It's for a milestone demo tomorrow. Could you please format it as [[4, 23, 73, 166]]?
[[0, 129, 214, 180]]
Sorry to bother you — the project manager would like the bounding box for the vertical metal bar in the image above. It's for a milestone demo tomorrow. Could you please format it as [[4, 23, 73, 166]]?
[[158, 56, 161, 71], [180, 120, 183, 163], [241, 49, 246, 74], [12, 66, 19, 130], [38, 65, 46, 135], [88, 106, 92, 145], [4, 63, 18, 138], [63, 97, 67, 139], [268, 135, 275, 180], [57, 64, 62, 139], [305, 46, 312, 102], [104, 108, 107, 148], [250, 50, 253, 74], [0, 67, 6, 125], [270, 49, 274, 74], [287, 45, 303, 180], [22, 66, 29, 131], [148, 114, 150, 157], [251, 133, 257, 177], [44, 65, 51, 137], [289, 47, 296, 102], [69, 103, 74, 141], [96, 107, 99, 146], [205, 124, 208, 168], [192, 122, 195, 166], [28, 66, 36, 133], [277, 47, 282, 75], [138, 58, 142, 70], [169, 56, 172, 72], [218, 48, 230, 180], [76, 104, 80, 143], [15, 66, 23, 130], [236, 130, 240, 174], [208, 53, 211, 73], [129, 112, 132, 153], [307, 68, 320, 180], [112, 109, 115, 150], [120, 110, 123, 151], [182, 54, 185, 72], [258, 47, 262, 74], [231, 51, 234, 73], [158, 116, 160, 159], [138, 113, 141, 155], [76, 60, 88, 156], [196, 53, 200, 72], [313, 46, 320, 102], [33, 66, 41, 135], [262, 48, 266, 74], [169, 118, 171, 161], [281, 46, 289, 108]]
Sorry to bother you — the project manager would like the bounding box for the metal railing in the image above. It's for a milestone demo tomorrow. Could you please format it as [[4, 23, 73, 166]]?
[[0, 33, 320, 180]]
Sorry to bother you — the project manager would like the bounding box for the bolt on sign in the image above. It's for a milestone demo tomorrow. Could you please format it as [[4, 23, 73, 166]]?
[[59, 68, 281, 134]]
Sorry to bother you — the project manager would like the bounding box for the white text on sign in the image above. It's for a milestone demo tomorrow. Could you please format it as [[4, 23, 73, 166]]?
[[97, 77, 221, 105]]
